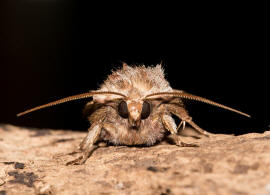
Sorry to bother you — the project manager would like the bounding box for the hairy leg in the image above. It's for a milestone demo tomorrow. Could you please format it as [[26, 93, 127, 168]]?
[[66, 122, 103, 165], [166, 104, 210, 137], [161, 114, 198, 147]]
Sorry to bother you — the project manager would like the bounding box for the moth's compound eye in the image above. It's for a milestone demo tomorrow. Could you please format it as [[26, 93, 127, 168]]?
[[141, 101, 151, 119], [118, 101, 129, 118]]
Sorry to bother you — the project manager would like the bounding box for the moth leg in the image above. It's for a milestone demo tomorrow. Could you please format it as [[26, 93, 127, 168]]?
[[66, 145, 98, 165], [186, 119, 210, 137], [166, 104, 210, 137], [161, 114, 198, 147], [66, 122, 102, 165]]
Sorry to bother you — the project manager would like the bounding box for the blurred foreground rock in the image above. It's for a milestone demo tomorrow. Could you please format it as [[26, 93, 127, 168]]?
[[0, 124, 270, 195]]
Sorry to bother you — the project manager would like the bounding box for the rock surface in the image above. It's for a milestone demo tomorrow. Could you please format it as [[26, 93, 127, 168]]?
[[0, 124, 270, 195]]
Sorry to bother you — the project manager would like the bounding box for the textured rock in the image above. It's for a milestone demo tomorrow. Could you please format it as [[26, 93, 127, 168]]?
[[0, 124, 270, 195]]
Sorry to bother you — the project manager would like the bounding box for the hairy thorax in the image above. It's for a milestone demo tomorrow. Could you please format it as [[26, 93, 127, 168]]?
[[93, 64, 173, 103]]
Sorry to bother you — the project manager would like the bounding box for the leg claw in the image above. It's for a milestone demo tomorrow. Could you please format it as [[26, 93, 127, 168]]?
[[176, 142, 198, 147], [66, 156, 83, 165], [66, 156, 88, 165]]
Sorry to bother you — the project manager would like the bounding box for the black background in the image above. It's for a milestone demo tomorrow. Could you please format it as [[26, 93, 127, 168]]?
[[1, 1, 269, 135]]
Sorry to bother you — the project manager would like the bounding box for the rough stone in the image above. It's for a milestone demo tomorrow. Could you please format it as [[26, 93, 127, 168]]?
[[0, 124, 270, 194]]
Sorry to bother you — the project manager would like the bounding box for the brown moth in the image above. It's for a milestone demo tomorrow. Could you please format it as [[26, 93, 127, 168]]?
[[17, 63, 250, 165]]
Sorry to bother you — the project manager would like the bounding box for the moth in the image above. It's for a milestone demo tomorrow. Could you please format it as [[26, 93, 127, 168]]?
[[17, 63, 250, 165]]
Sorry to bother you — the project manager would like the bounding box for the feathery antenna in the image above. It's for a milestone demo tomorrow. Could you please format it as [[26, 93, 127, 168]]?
[[17, 91, 126, 117], [145, 91, 250, 118]]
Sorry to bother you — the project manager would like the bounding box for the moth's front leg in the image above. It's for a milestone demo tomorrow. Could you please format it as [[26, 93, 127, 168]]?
[[166, 104, 210, 137], [161, 114, 197, 147], [66, 122, 103, 165]]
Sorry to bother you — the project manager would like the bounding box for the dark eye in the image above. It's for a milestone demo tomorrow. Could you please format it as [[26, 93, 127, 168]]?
[[118, 101, 129, 118], [141, 101, 151, 119]]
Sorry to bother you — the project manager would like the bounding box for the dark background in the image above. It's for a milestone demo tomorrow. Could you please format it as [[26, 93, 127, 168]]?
[[1, 1, 269, 135]]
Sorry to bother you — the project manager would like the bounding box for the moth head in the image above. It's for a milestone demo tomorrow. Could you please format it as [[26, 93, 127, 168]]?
[[118, 99, 151, 129]]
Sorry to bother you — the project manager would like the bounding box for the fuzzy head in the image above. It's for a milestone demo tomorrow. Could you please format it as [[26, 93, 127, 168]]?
[[94, 64, 171, 131]]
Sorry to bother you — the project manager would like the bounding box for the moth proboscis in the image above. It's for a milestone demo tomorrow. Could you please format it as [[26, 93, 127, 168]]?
[[17, 63, 250, 165]]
